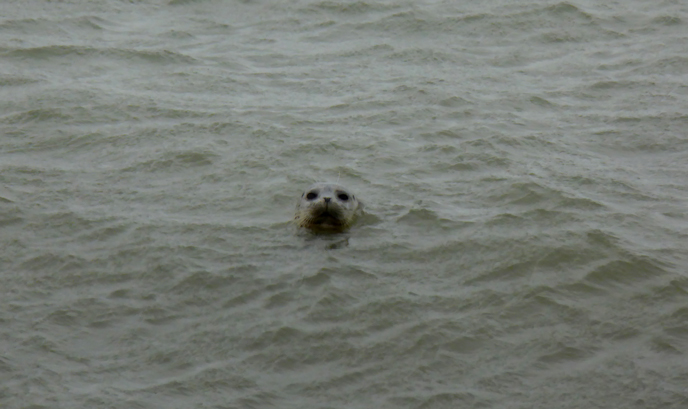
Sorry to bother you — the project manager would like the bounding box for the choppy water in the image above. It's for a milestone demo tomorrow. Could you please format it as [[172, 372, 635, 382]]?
[[2, 0, 688, 408]]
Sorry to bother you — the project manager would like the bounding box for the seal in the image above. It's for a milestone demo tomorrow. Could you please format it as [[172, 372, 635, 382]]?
[[295, 183, 362, 232]]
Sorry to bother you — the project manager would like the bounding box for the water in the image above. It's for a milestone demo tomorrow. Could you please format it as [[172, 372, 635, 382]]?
[[2, 0, 688, 408]]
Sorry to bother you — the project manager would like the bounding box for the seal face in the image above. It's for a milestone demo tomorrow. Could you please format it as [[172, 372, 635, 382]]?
[[295, 183, 362, 232]]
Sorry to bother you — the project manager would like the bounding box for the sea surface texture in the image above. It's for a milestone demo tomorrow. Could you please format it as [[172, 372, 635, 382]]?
[[2, 0, 688, 408]]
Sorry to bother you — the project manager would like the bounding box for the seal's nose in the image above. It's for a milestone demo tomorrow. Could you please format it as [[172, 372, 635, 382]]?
[[324, 197, 331, 203]]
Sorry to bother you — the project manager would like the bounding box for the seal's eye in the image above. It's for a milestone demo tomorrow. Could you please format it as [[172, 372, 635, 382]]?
[[306, 192, 318, 200], [337, 193, 349, 201]]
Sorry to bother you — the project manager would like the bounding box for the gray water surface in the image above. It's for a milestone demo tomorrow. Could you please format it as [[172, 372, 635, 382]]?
[[2, 0, 688, 408]]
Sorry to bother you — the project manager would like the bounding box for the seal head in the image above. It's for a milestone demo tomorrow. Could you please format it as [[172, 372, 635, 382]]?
[[295, 183, 362, 232]]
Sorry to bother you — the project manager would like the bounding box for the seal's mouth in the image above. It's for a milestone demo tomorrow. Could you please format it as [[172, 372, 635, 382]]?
[[295, 200, 354, 232], [311, 209, 343, 226]]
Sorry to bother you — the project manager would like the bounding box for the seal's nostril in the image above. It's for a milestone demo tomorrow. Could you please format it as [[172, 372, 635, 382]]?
[[324, 197, 331, 203]]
